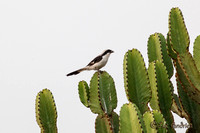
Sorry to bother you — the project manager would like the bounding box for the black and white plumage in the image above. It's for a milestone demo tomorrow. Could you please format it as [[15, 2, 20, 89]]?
[[67, 49, 114, 76]]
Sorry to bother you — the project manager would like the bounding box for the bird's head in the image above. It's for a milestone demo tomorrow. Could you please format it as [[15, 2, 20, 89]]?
[[102, 49, 114, 56]]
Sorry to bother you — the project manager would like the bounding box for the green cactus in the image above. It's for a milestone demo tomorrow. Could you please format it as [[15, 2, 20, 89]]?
[[148, 33, 173, 78], [95, 114, 113, 133], [168, 7, 200, 132], [148, 61, 175, 132], [119, 103, 167, 133], [123, 49, 151, 114], [168, 8, 190, 54], [78, 80, 90, 108], [169, 7, 200, 104], [171, 93, 188, 121], [35, 7, 200, 133], [35, 89, 57, 133], [143, 110, 167, 133], [119, 103, 144, 133], [152, 110, 167, 133], [193, 35, 200, 72], [143, 111, 157, 133], [76, 7, 200, 133], [89, 71, 117, 115], [95, 112, 119, 133], [177, 77, 200, 132], [78, 71, 118, 133]]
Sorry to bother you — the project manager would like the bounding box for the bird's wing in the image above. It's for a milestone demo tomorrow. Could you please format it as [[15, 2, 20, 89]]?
[[87, 55, 102, 66]]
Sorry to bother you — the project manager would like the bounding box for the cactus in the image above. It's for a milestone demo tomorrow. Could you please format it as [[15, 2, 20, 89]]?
[[119, 103, 144, 133], [143, 110, 168, 133], [78, 71, 118, 133], [123, 49, 151, 115], [95, 114, 113, 133], [76, 7, 200, 133], [78, 80, 90, 108], [193, 35, 200, 72], [119, 103, 167, 133], [177, 76, 200, 132], [35, 89, 57, 133], [95, 112, 119, 133], [148, 61, 175, 133], [169, 8, 200, 103], [35, 7, 200, 133], [147, 33, 173, 78], [118, 7, 200, 133]]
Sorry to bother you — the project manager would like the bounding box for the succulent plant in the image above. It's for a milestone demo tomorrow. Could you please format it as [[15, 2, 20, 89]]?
[[35, 7, 200, 133], [168, 7, 200, 132], [123, 49, 151, 115], [78, 71, 118, 133], [35, 89, 57, 133]]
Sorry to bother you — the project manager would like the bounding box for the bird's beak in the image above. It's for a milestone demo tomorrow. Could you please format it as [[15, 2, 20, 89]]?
[[111, 50, 114, 53]]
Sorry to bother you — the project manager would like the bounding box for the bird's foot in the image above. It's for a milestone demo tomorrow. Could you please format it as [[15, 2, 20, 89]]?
[[97, 70, 103, 74]]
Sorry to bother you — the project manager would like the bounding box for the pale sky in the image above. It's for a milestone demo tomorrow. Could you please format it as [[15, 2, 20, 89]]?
[[0, 0, 200, 132]]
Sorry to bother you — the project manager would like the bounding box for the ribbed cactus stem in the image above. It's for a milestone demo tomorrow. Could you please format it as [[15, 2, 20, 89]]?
[[35, 89, 57, 133]]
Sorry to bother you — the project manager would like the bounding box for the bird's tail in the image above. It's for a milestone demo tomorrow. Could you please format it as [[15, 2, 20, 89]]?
[[66, 68, 87, 76]]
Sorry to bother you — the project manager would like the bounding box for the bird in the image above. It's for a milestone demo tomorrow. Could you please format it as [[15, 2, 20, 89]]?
[[66, 49, 114, 76]]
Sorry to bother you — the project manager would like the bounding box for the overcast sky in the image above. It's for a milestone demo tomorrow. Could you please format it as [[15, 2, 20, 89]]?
[[1, 0, 200, 132]]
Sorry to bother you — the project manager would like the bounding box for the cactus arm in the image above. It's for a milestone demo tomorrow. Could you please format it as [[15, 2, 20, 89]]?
[[152, 110, 167, 133], [89, 72, 104, 114], [171, 93, 189, 123], [174, 53, 200, 103], [148, 33, 163, 63], [166, 33, 177, 59], [89, 72, 103, 114], [143, 111, 167, 133], [172, 94, 182, 113], [110, 112, 119, 133], [177, 76, 200, 132], [148, 62, 160, 110], [168, 6, 200, 103], [155, 61, 173, 111], [155, 61, 174, 133], [95, 114, 113, 133], [178, 52, 200, 89], [168, 8, 200, 103], [98, 71, 117, 115], [35, 89, 57, 133], [193, 35, 200, 72], [149, 61, 175, 132], [123, 49, 151, 114], [95, 112, 119, 133], [89, 71, 117, 115], [143, 112, 157, 133], [119, 103, 144, 133], [148, 33, 173, 78], [169, 7, 189, 54], [159, 33, 174, 78], [78, 80, 90, 108]]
